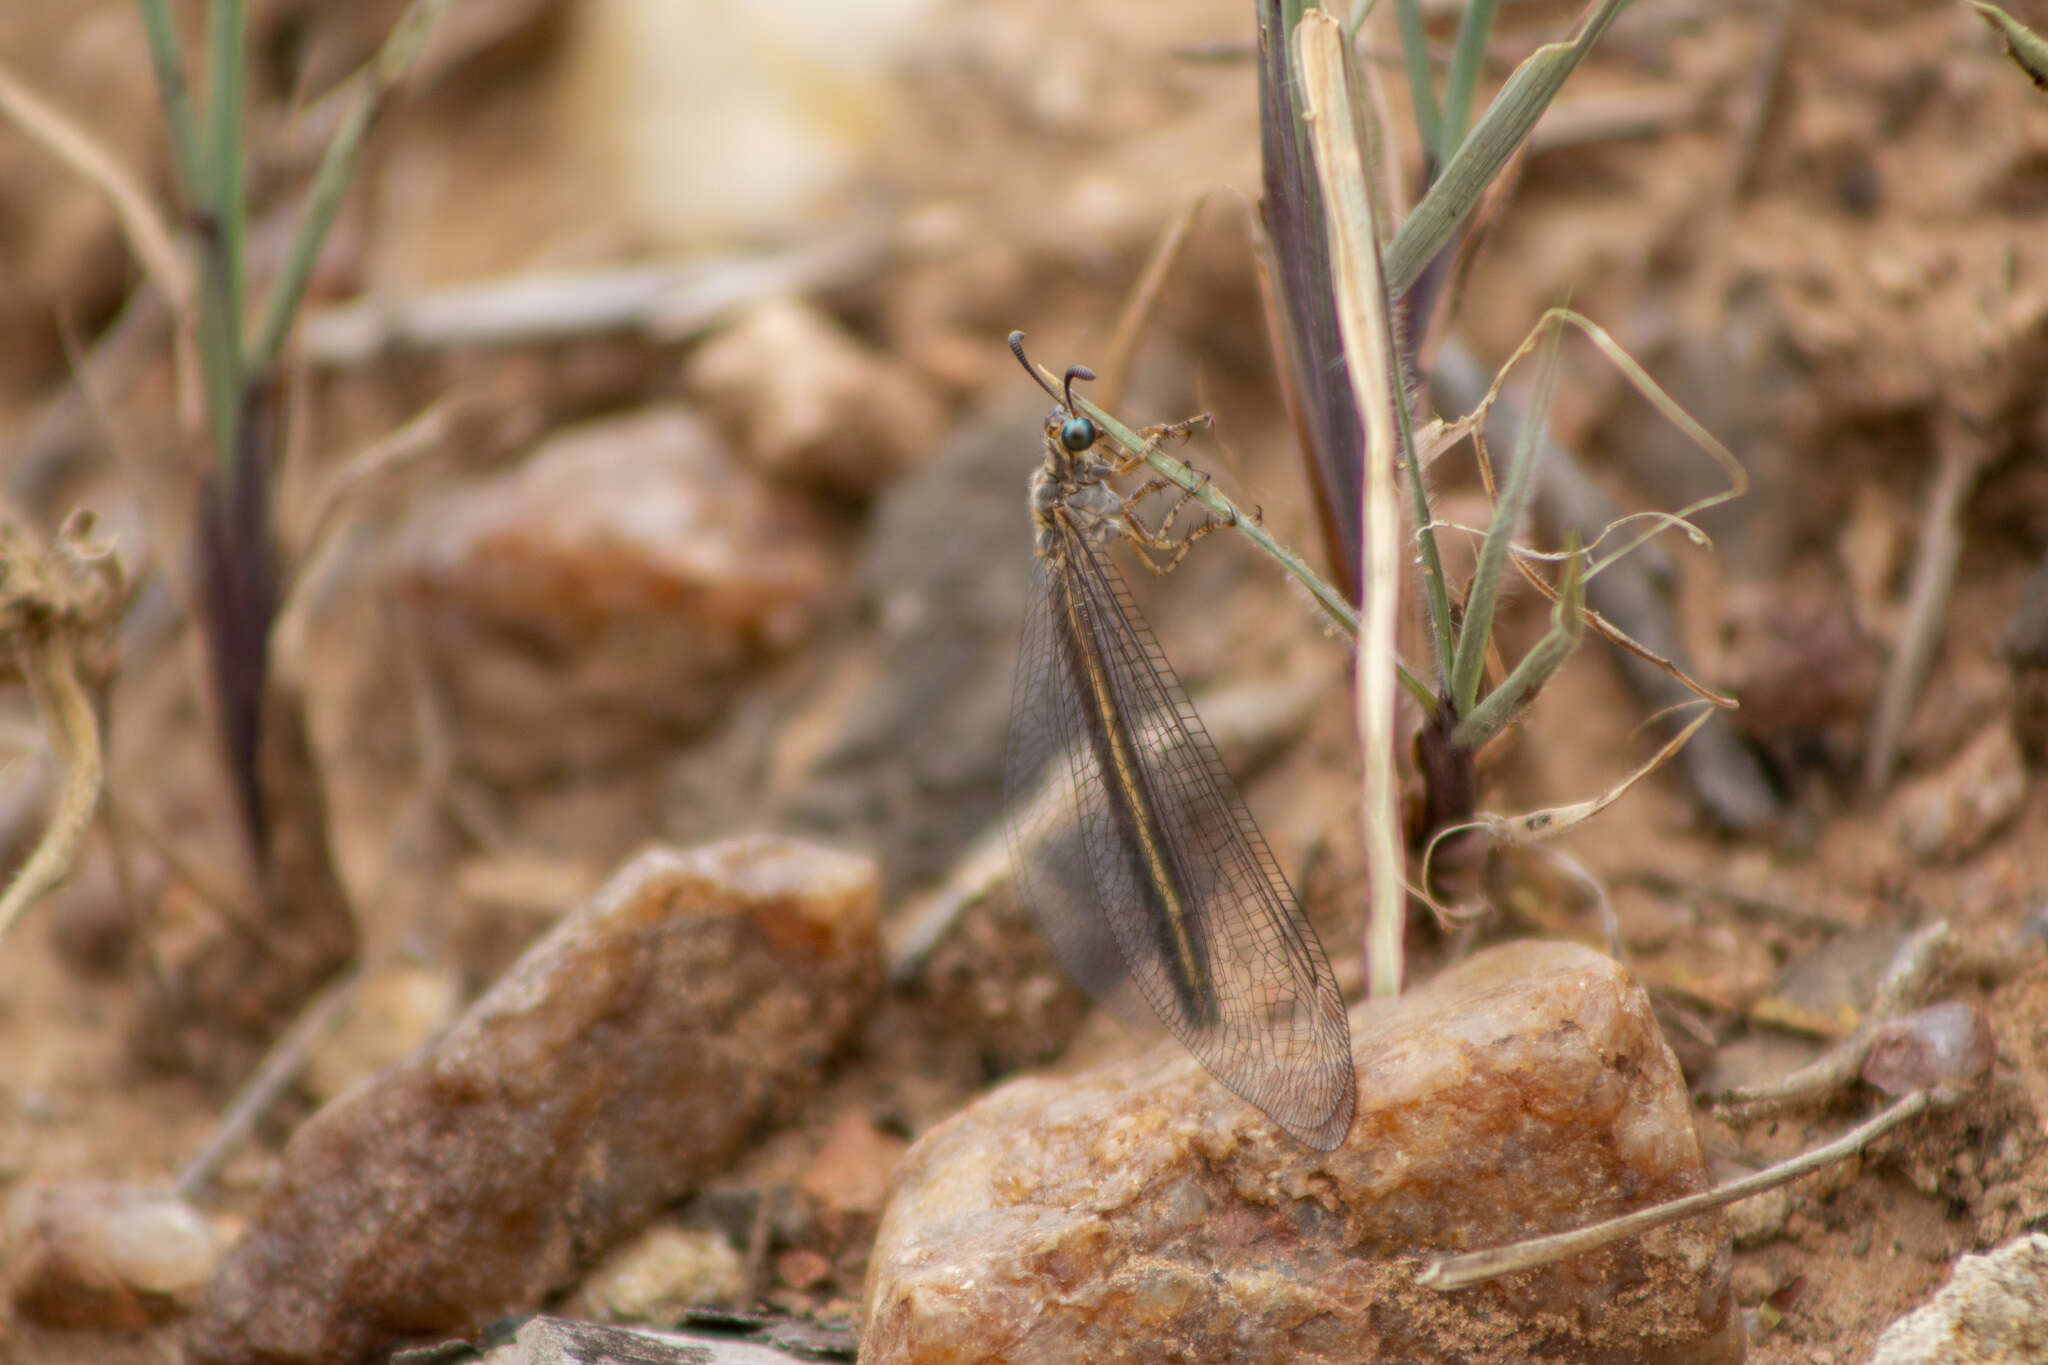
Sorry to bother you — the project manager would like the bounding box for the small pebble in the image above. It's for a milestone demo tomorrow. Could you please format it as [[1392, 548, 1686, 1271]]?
[[776, 1248, 833, 1292], [687, 297, 942, 495], [6, 1181, 220, 1329], [1894, 722, 2028, 862], [1724, 1186, 1794, 1248], [1861, 1000, 1996, 1096], [1868, 1233, 2048, 1364], [563, 1223, 746, 1323], [1730, 1263, 1778, 1306], [395, 407, 832, 783]]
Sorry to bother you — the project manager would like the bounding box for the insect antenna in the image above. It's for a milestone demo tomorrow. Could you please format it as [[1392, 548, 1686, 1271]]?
[[1008, 331, 1096, 410]]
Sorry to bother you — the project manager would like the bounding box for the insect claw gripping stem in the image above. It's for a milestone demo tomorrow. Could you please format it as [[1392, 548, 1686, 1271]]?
[[1119, 468, 1239, 578]]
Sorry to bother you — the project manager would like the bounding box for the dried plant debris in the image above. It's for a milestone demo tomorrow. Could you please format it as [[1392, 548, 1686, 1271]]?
[[0, 508, 123, 948]]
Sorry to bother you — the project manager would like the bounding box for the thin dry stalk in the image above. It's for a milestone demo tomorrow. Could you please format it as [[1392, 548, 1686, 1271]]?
[[1418, 1089, 1933, 1290], [0, 62, 200, 433], [1418, 708, 1715, 896], [293, 396, 462, 572], [1296, 10, 1406, 1001], [299, 238, 885, 364], [1725, 0, 1794, 203], [1862, 429, 1994, 795], [0, 62, 190, 316], [1098, 193, 1214, 412], [176, 962, 362, 1197], [103, 788, 300, 966]]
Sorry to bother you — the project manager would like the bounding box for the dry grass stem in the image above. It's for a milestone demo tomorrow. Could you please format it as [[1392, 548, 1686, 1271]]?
[[105, 789, 304, 967], [0, 62, 191, 317], [294, 396, 463, 570], [1420, 708, 1716, 897], [1098, 193, 1214, 412], [176, 963, 362, 1198], [1419, 1089, 1933, 1290], [1295, 10, 1406, 1000], [300, 237, 885, 365], [1862, 430, 1995, 796]]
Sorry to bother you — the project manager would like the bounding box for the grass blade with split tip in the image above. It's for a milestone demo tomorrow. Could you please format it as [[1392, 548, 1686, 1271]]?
[[1258, 0, 1365, 594], [133, 0, 204, 209]]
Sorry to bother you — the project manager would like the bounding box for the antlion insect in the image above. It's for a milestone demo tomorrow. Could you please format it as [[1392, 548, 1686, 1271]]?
[[1002, 331, 1355, 1150]]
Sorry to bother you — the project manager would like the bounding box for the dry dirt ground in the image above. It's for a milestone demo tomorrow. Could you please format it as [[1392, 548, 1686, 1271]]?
[[4, 1, 2048, 1362]]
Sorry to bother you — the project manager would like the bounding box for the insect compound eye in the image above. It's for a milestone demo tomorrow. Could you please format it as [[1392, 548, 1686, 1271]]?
[[1060, 416, 1096, 453]]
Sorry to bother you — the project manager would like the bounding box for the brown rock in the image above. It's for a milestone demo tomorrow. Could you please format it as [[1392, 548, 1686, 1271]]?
[[1894, 721, 2029, 862], [301, 961, 464, 1105], [396, 407, 833, 782], [863, 941, 1739, 1365], [1750, 923, 1910, 1040], [188, 836, 882, 1365], [6, 1182, 221, 1329], [444, 852, 605, 988], [562, 1223, 747, 1323], [1716, 579, 1878, 771], [687, 298, 943, 494], [798, 1113, 905, 1224]]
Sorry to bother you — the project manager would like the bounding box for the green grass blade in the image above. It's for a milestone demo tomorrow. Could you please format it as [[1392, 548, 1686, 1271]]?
[[1437, 0, 1498, 162], [1391, 0, 1442, 158], [1386, 0, 1632, 293], [1973, 3, 2048, 89], [252, 0, 452, 372], [1453, 534, 1582, 748], [1448, 314, 1560, 716], [132, 0, 204, 201], [198, 0, 248, 469], [1346, 0, 1381, 43]]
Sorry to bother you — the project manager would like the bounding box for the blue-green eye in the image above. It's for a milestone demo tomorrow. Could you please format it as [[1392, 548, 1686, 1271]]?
[[1060, 417, 1096, 452]]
